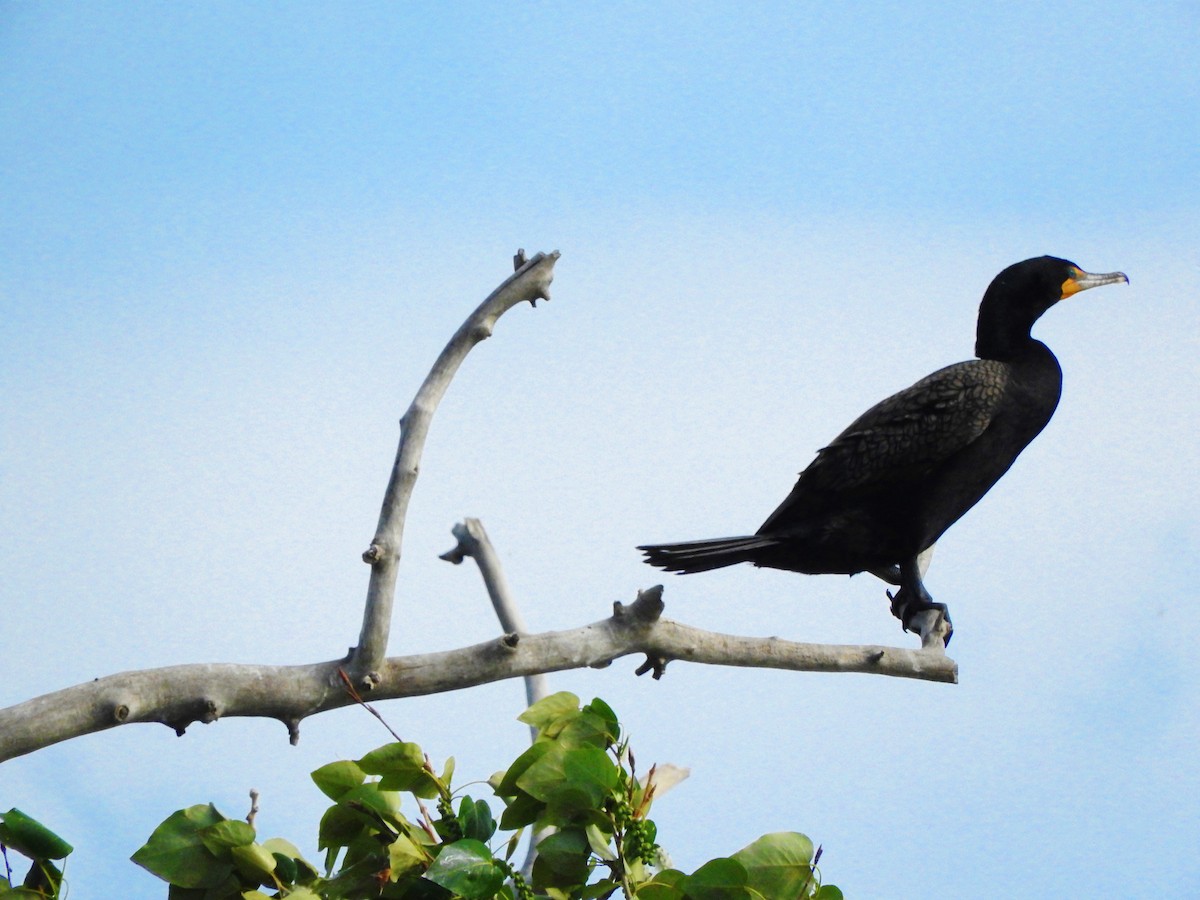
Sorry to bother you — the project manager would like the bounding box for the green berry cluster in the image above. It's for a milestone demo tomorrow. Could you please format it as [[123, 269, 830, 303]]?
[[609, 796, 633, 829], [497, 859, 535, 900], [609, 796, 658, 867], [623, 817, 659, 866], [435, 796, 463, 841]]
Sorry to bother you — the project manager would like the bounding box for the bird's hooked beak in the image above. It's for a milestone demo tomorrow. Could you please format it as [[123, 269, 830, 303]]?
[[1061, 267, 1129, 299]]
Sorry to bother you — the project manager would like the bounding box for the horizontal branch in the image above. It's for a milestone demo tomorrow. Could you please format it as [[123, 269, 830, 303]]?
[[0, 588, 956, 763]]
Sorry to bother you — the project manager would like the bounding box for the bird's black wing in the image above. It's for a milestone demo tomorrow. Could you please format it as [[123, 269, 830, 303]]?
[[759, 359, 1010, 531]]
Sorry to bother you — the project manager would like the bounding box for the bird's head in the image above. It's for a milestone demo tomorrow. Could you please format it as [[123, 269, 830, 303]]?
[[975, 256, 1128, 359]]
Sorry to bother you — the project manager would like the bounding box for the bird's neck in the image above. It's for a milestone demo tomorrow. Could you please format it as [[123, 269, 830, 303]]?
[[974, 304, 1041, 361], [982, 337, 1063, 411]]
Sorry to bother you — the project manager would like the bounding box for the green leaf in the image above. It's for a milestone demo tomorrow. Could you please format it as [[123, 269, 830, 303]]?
[[311, 760, 367, 801], [166, 885, 207, 899], [358, 742, 440, 798], [399, 878, 456, 900], [814, 886, 844, 899], [260, 837, 303, 858], [423, 839, 504, 899], [279, 888, 323, 900], [582, 698, 620, 742], [495, 741, 552, 796], [199, 819, 256, 856], [131, 804, 232, 889], [317, 803, 367, 852], [502, 828, 524, 862], [317, 839, 392, 896], [557, 709, 619, 750], [581, 879, 622, 898], [354, 781, 403, 817], [731, 832, 816, 899], [270, 852, 298, 884], [641, 868, 688, 889], [683, 857, 751, 900], [636, 885, 686, 900], [258, 844, 316, 883], [388, 832, 431, 879], [517, 691, 581, 732], [317, 781, 405, 852], [231, 842, 277, 883], [457, 797, 497, 843], [517, 744, 619, 819], [0, 809, 74, 860], [585, 822, 617, 861], [260, 837, 317, 882], [20, 859, 63, 895], [531, 828, 590, 889], [635, 870, 688, 900], [241, 892, 273, 900], [498, 789, 543, 831]]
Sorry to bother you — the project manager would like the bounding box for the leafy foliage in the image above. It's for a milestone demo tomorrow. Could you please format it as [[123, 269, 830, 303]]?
[[8, 695, 840, 898], [0, 808, 73, 898]]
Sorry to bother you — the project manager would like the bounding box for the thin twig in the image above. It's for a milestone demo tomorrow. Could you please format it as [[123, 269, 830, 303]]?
[[246, 789, 260, 828], [415, 799, 440, 843], [441, 518, 550, 724], [337, 667, 404, 743]]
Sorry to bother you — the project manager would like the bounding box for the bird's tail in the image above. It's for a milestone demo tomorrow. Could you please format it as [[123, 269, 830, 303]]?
[[638, 535, 779, 574]]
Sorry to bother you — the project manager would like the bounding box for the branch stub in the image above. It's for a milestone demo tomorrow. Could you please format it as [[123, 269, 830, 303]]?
[[635, 656, 669, 680]]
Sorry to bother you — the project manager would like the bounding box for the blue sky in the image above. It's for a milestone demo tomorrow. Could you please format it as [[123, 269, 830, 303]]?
[[2, 3, 1198, 897]]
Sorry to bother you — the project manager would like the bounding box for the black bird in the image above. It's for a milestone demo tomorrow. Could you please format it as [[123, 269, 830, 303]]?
[[639, 256, 1128, 645]]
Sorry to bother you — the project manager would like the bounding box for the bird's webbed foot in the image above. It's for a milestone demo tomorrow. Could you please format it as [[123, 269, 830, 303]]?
[[887, 558, 953, 648]]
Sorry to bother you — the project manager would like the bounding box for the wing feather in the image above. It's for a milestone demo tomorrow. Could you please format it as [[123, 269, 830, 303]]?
[[759, 359, 1010, 532]]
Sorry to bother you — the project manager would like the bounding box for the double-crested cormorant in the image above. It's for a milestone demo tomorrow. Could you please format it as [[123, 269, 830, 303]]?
[[639, 256, 1128, 645]]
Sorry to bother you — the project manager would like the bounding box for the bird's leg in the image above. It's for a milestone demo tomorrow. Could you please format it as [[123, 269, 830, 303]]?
[[870, 543, 936, 587], [886, 556, 953, 648]]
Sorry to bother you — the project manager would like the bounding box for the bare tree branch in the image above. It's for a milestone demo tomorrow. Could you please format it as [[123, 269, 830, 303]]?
[[441, 517, 550, 720], [0, 588, 956, 763], [1, 250, 963, 769], [351, 251, 560, 685], [909, 608, 953, 649], [439, 517, 552, 877], [245, 789, 260, 828]]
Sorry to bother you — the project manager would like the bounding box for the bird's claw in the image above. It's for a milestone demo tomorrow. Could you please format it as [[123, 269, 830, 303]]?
[[887, 588, 954, 647]]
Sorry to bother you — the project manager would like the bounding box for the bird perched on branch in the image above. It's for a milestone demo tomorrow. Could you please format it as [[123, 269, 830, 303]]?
[[639, 256, 1128, 646]]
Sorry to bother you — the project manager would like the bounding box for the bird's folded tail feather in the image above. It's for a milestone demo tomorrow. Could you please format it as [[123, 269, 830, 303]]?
[[637, 535, 778, 574]]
